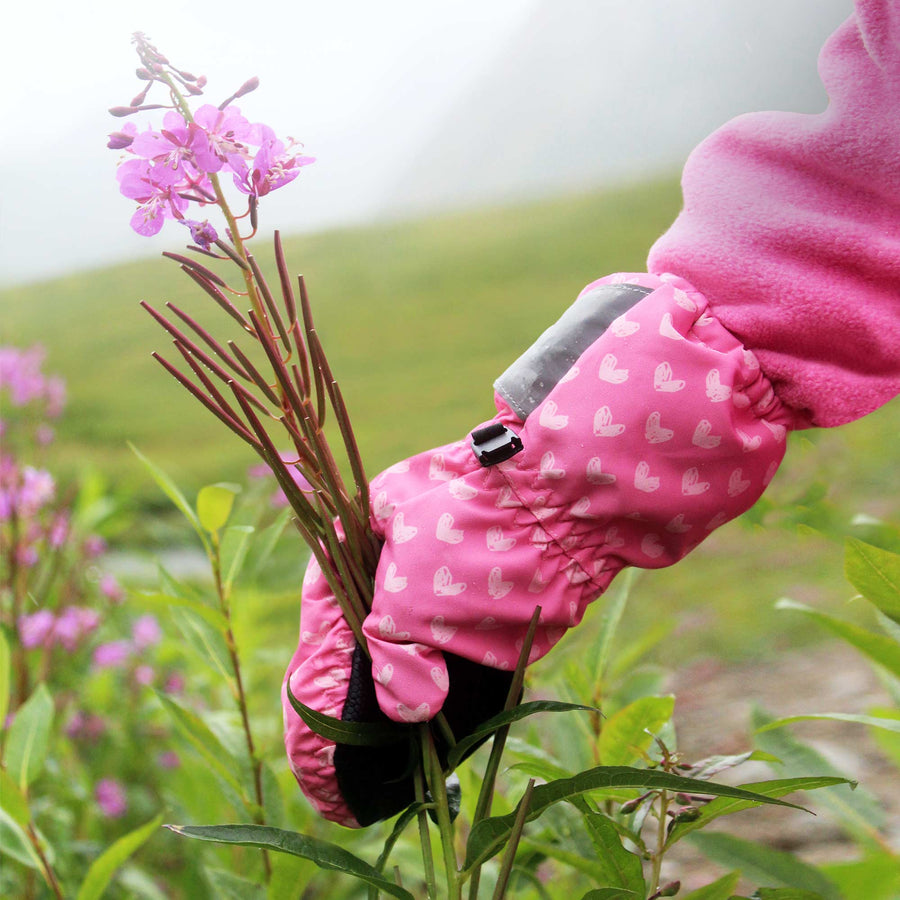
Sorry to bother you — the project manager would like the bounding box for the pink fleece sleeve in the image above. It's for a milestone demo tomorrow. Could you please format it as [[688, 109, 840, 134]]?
[[647, 0, 900, 428]]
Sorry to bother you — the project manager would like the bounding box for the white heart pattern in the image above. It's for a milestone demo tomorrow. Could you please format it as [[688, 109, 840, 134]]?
[[383, 562, 408, 593], [653, 361, 686, 392], [448, 479, 479, 500], [392, 512, 418, 543], [397, 702, 431, 723], [672, 288, 697, 311], [705, 369, 732, 402], [665, 514, 693, 534], [378, 614, 410, 640], [559, 365, 580, 384], [373, 491, 396, 521], [682, 467, 711, 495], [634, 461, 661, 493], [570, 496, 596, 518], [727, 468, 752, 497], [692, 419, 722, 449], [539, 399, 569, 430], [593, 406, 626, 437], [488, 567, 514, 599], [476, 616, 501, 630], [375, 664, 393, 686], [598, 353, 629, 384], [645, 411, 674, 444], [641, 533, 665, 558], [430, 666, 449, 692], [659, 313, 684, 340], [586, 457, 617, 485], [610, 315, 640, 337], [433, 566, 466, 596], [605, 526, 626, 548], [429, 454, 456, 481], [487, 526, 516, 551], [539, 451, 566, 479], [737, 429, 762, 452], [430, 615, 457, 645], [436, 512, 465, 544]]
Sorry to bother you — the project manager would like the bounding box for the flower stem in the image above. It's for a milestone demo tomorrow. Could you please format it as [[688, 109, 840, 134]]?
[[414, 761, 438, 900], [421, 725, 461, 899], [210, 533, 271, 880], [650, 789, 670, 895]]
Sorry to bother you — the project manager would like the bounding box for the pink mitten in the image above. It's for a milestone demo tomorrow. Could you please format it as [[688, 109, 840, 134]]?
[[284, 272, 797, 826]]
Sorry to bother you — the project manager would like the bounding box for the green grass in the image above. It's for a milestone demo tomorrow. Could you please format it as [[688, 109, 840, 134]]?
[[3, 175, 898, 661]]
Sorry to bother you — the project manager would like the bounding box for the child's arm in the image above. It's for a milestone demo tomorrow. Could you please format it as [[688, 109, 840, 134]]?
[[648, 0, 900, 427]]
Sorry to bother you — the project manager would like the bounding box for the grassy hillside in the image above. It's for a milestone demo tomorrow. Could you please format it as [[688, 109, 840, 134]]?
[[1, 177, 685, 496], [3, 177, 897, 661]]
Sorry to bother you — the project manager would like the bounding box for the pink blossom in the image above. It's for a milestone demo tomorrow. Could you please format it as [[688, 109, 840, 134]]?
[[84, 535, 107, 558], [92, 641, 132, 669], [99, 573, 125, 603], [130, 110, 222, 175], [18, 610, 56, 649], [231, 133, 314, 198], [66, 711, 107, 741], [95, 779, 128, 818], [48, 513, 69, 549], [54, 606, 100, 651], [36, 425, 56, 446], [18, 467, 55, 515], [164, 672, 185, 694], [134, 664, 156, 686], [16, 545, 38, 568], [132, 614, 161, 649], [181, 219, 218, 250], [158, 750, 181, 769], [117, 158, 191, 236], [192, 104, 252, 168]]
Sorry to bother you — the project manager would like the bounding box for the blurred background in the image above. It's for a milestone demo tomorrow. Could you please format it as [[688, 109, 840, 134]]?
[[2, 0, 896, 661]]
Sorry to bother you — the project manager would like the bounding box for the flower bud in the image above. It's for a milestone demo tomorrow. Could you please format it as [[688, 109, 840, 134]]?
[[659, 882, 680, 897], [109, 106, 139, 118], [107, 131, 134, 149], [235, 76, 259, 98], [136, 68, 153, 80]]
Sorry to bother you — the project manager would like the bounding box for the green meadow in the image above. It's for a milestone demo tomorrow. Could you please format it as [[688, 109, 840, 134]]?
[[2, 176, 897, 662]]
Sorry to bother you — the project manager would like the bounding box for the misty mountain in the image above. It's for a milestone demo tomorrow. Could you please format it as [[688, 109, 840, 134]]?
[[383, 0, 853, 216]]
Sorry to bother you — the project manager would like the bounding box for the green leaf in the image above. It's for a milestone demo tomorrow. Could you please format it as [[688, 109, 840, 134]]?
[[446, 701, 597, 770], [0, 767, 30, 827], [666, 776, 853, 848], [579, 891, 638, 899], [139, 592, 230, 634], [285, 683, 411, 747], [373, 802, 428, 876], [204, 867, 266, 900], [752, 707, 885, 840], [197, 483, 241, 533], [5, 683, 53, 790], [77, 813, 164, 900], [463, 765, 811, 871], [0, 806, 43, 871], [169, 607, 234, 685], [775, 598, 900, 678], [248, 508, 291, 580], [820, 851, 900, 900], [166, 823, 415, 900], [845, 538, 900, 624], [222, 525, 255, 589], [753, 890, 826, 900], [583, 813, 645, 892], [757, 712, 900, 735], [591, 569, 635, 684], [681, 871, 742, 900], [129, 443, 205, 543], [0, 628, 10, 730], [155, 694, 245, 799], [597, 695, 674, 767], [689, 831, 840, 899]]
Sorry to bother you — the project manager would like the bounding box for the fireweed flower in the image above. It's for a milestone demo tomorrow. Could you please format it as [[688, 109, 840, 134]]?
[[84, 535, 107, 558], [132, 614, 162, 649], [18, 610, 56, 649], [134, 664, 156, 687], [92, 640, 133, 669], [54, 606, 101, 651], [181, 218, 218, 250], [130, 110, 221, 175], [95, 779, 128, 818], [99, 572, 125, 603], [17, 467, 55, 515]]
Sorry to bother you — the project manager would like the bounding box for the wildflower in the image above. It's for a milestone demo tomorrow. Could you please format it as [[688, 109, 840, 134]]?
[[95, 779, 128, 818], [92, 641, 132, 669], [231, 128, 314, 198], [134, 664, 156, 686], [192, 104, 252, 168], [132, 614, 162, 649], [66, 711, 106, 741], [116, 158, 190, 236], [158, 750, 181, 769], [181, 219, 218, 250], [48, 513, 70, 549], [18, 467, 55, 515], [99, 573, 125, 603], [84, 535, 107, 558], [18, 610, 56, 649], [54, 606, 100, 651]]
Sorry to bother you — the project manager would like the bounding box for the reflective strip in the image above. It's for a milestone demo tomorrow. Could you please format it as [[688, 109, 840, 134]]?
[[494, 283, 653, 420]]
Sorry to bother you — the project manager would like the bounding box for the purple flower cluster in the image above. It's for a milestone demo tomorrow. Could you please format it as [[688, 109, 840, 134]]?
[[112, 104, 314, 238], [0, 346, 66, 418], [18, 606, 101, 651]]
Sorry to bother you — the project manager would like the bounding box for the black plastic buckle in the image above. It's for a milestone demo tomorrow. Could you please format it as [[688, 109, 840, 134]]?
[[471, 423, 524, 467]]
